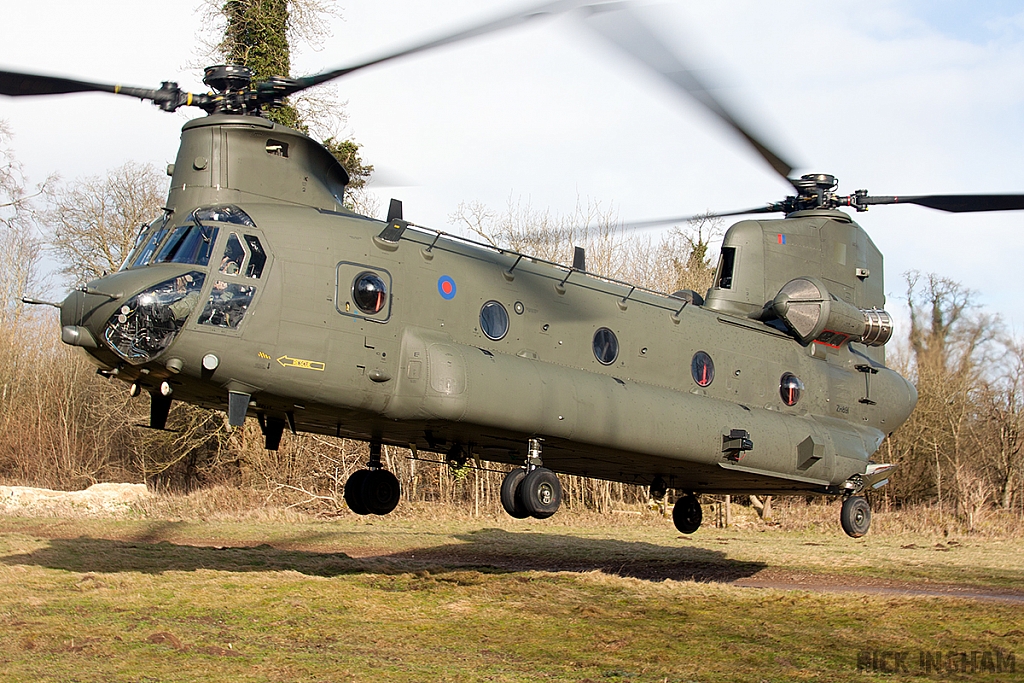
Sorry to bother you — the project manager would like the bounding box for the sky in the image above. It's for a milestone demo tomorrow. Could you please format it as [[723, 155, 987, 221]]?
[[3, 0, 1024, 334]]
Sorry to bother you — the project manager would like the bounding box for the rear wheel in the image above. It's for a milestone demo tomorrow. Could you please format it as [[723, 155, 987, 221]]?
[[672, 493, 702, 534], [840, 496, 871, 538]]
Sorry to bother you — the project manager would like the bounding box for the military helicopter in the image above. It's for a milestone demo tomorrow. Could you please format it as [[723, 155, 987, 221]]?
[[5, 1, 1024, 538]]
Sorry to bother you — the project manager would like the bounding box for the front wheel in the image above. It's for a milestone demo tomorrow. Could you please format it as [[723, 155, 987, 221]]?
[[519, 467, 562, 519], [840, 496, 871, 538], [362, 469, 401, 516], [500, 468, 531, 519], [344, 469, 371, 515]]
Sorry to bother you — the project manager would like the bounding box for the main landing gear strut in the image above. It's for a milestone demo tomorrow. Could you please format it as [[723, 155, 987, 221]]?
[[500, 438, 564, 520], [344, 441, 401, 516]]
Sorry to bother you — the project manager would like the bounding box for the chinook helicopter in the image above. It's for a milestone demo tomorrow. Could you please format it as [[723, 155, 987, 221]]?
[[5, 2, 1024, 538]]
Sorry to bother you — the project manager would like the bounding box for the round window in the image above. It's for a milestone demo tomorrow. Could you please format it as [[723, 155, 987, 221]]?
[[593, 327, 619, 365], [352, 272, 387, 314], [780, 372, 804, 406], [691, 351, 715, 387], [480, 301, 509, 341]]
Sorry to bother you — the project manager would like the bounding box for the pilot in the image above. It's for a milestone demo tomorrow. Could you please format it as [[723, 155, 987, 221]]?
[[168, 274, 200, 320], [219, 235, 245, 275]]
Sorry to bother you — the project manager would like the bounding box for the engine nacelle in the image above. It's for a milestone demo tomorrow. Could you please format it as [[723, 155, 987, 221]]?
[[773, 277, 893, 347]]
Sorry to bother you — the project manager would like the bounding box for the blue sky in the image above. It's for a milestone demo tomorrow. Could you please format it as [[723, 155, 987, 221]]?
[[2, 0, 1023, 335]]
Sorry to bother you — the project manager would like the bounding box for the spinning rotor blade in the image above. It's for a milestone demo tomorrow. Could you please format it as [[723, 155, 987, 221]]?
[[612, 205, 778, 231], [852, 193, 1024, 213], [580, 4, 797, 183], [279, 0, 595, 98], [516, 205, 777, 243], [2, 0, 599, 113], [0, 69, 157, 100]]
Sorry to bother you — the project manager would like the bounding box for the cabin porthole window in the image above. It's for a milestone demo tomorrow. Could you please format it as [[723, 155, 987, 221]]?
[[352, 271, 388, 314], [480, 301, 509, 341], [780, 372, 804, 406], [691, 351, 715, 387], [593, 327, 619, 365]]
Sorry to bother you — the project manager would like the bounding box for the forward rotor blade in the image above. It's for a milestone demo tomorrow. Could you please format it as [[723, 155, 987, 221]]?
[[579, 4, 796, 183], [281, 0, 593, 98], [858, 193, 1024, 213], [0, 68, 156, 100]]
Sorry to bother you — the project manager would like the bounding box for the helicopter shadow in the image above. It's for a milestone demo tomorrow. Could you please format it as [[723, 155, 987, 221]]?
[[0, 524, 765, 583]]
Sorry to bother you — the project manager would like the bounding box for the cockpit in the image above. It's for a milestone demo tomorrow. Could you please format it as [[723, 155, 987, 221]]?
[[104, 205, 268, 364]]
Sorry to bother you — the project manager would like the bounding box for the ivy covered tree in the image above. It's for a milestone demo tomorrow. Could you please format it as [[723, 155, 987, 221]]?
[[209, 0, 373, 204]]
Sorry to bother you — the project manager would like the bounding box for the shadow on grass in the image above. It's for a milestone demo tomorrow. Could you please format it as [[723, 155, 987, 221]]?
[[0, 527, 765, 583]]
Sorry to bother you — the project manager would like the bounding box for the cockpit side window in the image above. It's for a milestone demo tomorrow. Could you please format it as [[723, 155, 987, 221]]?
[[219, 233, 246, 275], [716, 247, 736, 290], [198, 281, 257, 329], [244, 235, 267, 279]]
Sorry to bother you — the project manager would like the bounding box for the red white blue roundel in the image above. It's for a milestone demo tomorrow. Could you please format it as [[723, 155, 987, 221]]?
[[437, 275, 456, 300]]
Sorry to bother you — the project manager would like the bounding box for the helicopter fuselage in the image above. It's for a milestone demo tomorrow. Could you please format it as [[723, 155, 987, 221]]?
[[59, 115, 917, 500]]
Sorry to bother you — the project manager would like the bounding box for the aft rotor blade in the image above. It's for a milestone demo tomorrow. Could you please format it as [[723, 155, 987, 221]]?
[[517, 205, 779, 242], [282, 0, 593, 97], [613, 205, 779, 231], [0, 68, 156, 99], [579, 4, 797, 183], [858, 193, 1024, 213]]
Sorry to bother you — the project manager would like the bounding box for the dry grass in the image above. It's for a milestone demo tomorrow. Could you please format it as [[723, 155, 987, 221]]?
[[0, 508, 1021, 682]]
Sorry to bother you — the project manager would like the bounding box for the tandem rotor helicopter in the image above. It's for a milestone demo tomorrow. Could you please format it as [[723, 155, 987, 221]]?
[[5, 1, 1024, 538]]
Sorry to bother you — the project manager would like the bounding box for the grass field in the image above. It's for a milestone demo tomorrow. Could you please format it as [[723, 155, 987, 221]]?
[[0, 504, 1021, 682]]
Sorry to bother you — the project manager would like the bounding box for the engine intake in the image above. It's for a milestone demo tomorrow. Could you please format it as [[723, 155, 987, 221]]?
[[773, 277, 892, 347]]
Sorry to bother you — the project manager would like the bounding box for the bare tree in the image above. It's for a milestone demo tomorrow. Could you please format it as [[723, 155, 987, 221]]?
[[888, 271, 1004, 527], [449, 197, 719, 294], [0, 122, 49, 317], [976, 340, 1024, 511], [45, 161, 167, 287]]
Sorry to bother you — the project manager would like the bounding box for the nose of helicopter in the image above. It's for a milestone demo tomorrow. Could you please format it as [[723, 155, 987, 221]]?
[[59, 289, 101, 349]]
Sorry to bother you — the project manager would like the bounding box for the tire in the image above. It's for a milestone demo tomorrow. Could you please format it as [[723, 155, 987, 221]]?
[[500, 468, 531, 519], [840, 496, 871, 538], [362, 469, 401, 516], [344, 469, 371, 515], [672, 494, 702, 534], [519, 467, 562, 519]]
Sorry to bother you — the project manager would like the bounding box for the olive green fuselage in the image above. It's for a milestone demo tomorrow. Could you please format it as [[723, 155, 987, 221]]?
[[62, 116, 917, 496]]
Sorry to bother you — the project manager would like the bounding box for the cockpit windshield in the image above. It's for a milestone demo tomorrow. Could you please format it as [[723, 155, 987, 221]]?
[[123, 206, 255, 271], [154, 223, 220, 267], [123, 214, 171, 270]]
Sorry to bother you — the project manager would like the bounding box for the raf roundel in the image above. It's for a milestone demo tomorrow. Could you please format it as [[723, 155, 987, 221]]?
[[437, 275, 457, 300]]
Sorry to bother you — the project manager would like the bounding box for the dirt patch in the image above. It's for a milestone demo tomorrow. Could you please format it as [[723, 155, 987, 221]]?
[[732, 568, 1024, 603], [0, 483, 150, 517], [383, 545, 1024, 603]]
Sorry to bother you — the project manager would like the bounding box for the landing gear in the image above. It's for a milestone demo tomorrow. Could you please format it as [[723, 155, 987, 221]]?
[[840, 495, 871, 538], [500, 438, 563, 520], [672, 493, 702, 534], [344, 441, 401, 516], [500, 468, 531, 519], [519, 467, 562, 519], [344, 469, 371, 515]]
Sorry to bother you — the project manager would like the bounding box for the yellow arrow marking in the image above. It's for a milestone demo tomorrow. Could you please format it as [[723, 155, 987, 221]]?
[[277, 355, 325, 371]]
